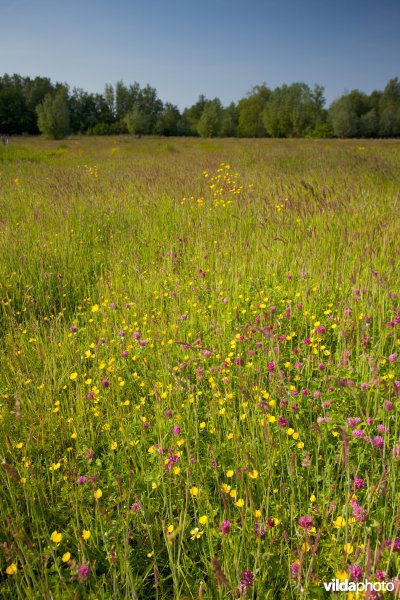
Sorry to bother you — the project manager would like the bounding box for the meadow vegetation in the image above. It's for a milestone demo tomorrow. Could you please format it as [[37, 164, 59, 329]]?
[[0, 136, 399, 599]]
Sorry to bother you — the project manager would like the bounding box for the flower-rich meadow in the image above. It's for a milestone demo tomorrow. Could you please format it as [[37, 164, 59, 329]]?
[[0, 136, 399, 599]]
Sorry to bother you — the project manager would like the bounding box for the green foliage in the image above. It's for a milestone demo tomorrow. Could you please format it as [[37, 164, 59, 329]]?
[[197, 98, 223, 137], [36, 89, 70, 139], [124, 107, 151, 137], [237, 84, 271, 137]]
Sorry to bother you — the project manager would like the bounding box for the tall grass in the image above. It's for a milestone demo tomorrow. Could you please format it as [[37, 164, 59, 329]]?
[[0, 136, 399, 599]]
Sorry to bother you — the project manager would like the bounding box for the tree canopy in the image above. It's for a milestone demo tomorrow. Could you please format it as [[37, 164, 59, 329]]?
[[1, 73, 400, 139]]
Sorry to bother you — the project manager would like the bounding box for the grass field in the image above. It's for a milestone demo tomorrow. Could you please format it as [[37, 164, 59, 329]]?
[[0, 136, 399, 599]]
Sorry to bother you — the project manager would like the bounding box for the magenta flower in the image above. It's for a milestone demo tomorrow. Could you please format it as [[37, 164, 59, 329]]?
[[298, 516, 313, 530], [372, 436, 384, 449], [219, 520, 231, 535], [389, 354, 397, 363], [77, 563, 90, 582], [101, 379, 110, 388]]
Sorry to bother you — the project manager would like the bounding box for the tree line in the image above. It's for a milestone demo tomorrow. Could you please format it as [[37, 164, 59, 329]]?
[[1, 73, 400, 139]]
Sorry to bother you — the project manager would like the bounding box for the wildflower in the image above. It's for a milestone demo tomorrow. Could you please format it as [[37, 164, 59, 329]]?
[[6, 563, 17, 575], [226, 470, 234, 478], [348, 564, 362, 581], [50, 531, 62, 543], [94, 488, 102, 499], [130, 502, 142, 513], [101, 379, 110, 388], [199, 515, 208, 525], [62, 552, 71, 562], [77, 563, 90, 582], [372, 436, 384, 449], [82, 530, 91, 540], [190, 527, 204, 540], [299, 516, 313, 530], [291, 561, 300, 579], [235, 498, 245, 507], [189, 486, 198, 496], [351, 500, 367, 523], [219, 520, 230, 535], [239, 570, 254, 593], [353, 477, 365, 489], [69, 372, 78, 381], [389, 354, 397, 363], [333, 516, 346, 529], [167, 524, 174, 533]]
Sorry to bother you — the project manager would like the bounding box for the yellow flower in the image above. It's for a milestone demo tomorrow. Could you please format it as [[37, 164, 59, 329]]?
[[310, 494, 316, 503], [91, 304, 99, 312], [254, 509, 262, 519], [333, 516, 346, 529], [190, 527, 204, 540], [147, 551, 154, 558], [110, 441, 118, 450], [50, 531, 62, 543], [235, 498, 245, 507], [248, 469, 258, 479], [344, 543, 354, 554], [6, 563, 17, 575], [226, 470, 234, 478], [199, 515, 208, 525], [287, 428, 294, 435], [69, 372, 78, 381], [336, 570, 347, 582], [189, 486, 198, 496], [82, 530, 91, 540], [167, 524, 174, 533], [62, 552, 71, 563], [94, 488, 102, 499], [297, 441, 305, 449], [173, 466, 180, 476], [15, 442, 23, 449]]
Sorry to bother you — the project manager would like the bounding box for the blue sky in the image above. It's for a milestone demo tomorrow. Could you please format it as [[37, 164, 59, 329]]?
[[1, 0, 399, 108]]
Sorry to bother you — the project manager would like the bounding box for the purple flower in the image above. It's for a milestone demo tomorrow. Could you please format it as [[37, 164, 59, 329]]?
[[298, 516, 313, 530], [239, 570, 254, 590], [354, 477, 365, 489], [352, 429, 364, 438], [347, 417, 362, 429], [377, 424, 389, 434], [384, 401, 393, 411], [267, 362, 275, 372], [130, 502, 142, 513], [291, 562, 300, 579], [389, 354, 397, 363], [77, 563, 90, 582], [348, 564, 362, 582], [172, 426, 181, 435], [386, 538, 400, 552], [254, 523, 266, 538], [77, 475, 87, 485], [101, 379, 110, 388], [70, 325, 77, 333], [372, 436, 384, 449], [133, 331, 141, 339], [219, 520, 231, 535], [203, 349, 211, 358], [351, 499, 367, 523], [165, 409, 173, 418]]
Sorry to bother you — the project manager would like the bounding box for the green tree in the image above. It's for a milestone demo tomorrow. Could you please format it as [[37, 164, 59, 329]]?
[[237, 85, 271, 137], [124, 107, 151, 137], [36, 88, 70, 139], [154, 103, 181, 136], [263, 83, 325, 137], [197, 98, 223, 137], [379, 78, 400, 137]]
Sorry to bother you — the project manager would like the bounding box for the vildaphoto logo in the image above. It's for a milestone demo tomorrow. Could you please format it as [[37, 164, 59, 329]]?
[[323, 579, 394, 593]]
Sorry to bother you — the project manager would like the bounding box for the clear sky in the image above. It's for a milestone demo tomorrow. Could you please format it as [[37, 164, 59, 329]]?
[[1, 0, 399, 109]]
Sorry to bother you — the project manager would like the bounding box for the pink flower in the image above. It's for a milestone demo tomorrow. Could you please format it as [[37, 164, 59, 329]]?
[[298, 516, 313, 530]]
